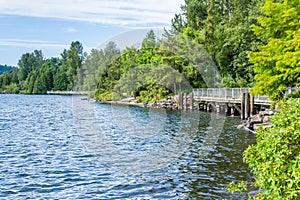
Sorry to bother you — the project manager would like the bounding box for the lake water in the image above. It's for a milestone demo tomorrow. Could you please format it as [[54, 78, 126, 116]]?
[[0, 94, 255, 199]]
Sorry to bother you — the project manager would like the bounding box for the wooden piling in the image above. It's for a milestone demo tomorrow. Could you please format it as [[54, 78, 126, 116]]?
[[184, 93, 188, 110], [231, 107, 235, 116], [250, 95, 255, 116], [241, 93, 245, 120], [190, 92, 194, 110], [245, 93, 250, 119], [179, 92, 183, 110], [216, 103, 220, 114], [224, 103, 229, 115]]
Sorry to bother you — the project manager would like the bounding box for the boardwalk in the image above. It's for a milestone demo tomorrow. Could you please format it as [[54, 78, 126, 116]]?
[[178, 87, 300, 119], [193, 88, 271, 105], [47, 91, 89, 95]]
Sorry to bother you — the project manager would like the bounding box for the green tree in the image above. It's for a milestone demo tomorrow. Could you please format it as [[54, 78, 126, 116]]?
[[78, 48, 105, 91], [171, 14, 186, 35], [67, 41, 84, 89], [18, 50, 44, 81], [248, 0, 300, 99], [53, 50, 69, 91], [24, 70, 38, 94], [138, 30, 161, 65], [33, 74, 47, 94], [172, 0, 262, 87], [0, 68, 20, 93]]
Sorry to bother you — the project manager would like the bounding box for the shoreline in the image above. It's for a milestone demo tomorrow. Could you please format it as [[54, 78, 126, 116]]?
[[94, 96, 179, 110]]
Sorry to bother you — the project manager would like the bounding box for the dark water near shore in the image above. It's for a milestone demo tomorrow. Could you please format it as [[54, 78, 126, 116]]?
[[0, 94, 255, 199]]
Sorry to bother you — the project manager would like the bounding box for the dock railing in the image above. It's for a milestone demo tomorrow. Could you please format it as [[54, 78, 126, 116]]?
[[47, 91, 89, 95], [193, 88, 271, 103], [285, 87, 300, 95], [193, 87, 300, 103]]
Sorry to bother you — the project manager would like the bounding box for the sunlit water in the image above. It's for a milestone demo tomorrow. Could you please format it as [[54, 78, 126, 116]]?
[[0, 94, 255, 199]]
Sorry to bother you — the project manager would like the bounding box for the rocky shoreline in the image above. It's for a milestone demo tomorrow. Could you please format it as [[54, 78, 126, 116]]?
[[238, 109, 277, 132], [99, 96, 179, 110]]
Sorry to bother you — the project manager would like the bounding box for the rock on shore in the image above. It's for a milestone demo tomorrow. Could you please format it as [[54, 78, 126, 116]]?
[[147, 96, 179, 109], [238, 109, 278, 131], [99, 96, 179, 109]]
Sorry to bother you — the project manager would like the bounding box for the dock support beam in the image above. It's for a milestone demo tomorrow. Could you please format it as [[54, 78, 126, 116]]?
[[250, 95, 255, 116], [241, 93, 245, 120], [241, 92, 251, 120], [190, 92, 194, 110], [216, 103, 220, 114], [179, 92, 183, 110], [245, 93, 250, 119], [184, 93, 188, 110]]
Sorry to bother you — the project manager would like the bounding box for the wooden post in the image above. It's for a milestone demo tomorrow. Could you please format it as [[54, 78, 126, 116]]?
[[250, 95, 255, 116], [224, 103, 228, 115], [245, 93, 250, 119], [179, 93, 183, 110], [190, 92, 194, 110], [241, 93, 245, 120], [231, 107, 235, 116], [184, 93, 188, 110], [216, 102, 220, 114]]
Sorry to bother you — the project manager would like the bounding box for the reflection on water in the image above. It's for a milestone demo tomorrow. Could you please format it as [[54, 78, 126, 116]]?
[[0, 94, 255, 199]]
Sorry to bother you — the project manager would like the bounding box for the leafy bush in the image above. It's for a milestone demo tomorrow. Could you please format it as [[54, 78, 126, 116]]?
[[136, 84, 170, 103], [226, 181, 248, 194], [239, 99, 300, 199], [4, 83, 19, 94], [95, 91, 113, 101], [95, 90, 123, 101]]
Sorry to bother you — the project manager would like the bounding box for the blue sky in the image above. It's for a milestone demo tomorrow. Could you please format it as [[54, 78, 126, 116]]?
[[0, 0, 184, 66]]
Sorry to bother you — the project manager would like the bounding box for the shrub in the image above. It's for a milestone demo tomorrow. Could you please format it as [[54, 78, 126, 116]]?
[[241, 99, 300, 199]]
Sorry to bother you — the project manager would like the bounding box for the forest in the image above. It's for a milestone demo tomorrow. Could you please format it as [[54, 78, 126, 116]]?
[[0, 0, 299, 101]]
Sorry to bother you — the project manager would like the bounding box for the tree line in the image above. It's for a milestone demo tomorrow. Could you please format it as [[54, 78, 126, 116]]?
[[0, 41, 84, 94]]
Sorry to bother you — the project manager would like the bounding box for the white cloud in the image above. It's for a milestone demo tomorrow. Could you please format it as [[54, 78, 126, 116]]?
[[0, 0, 184, 27], [0, 39, 69, 49], [64, 27, 78, 33]]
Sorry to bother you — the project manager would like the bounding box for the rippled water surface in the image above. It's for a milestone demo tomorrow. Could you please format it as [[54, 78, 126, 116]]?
[[0, 94, 256, 199]]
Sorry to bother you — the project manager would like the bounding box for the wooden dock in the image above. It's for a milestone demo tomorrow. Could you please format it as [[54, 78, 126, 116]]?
[[178, 87, 299, 119], [179, 88, 271, 120], [47, 91, 89, 95]]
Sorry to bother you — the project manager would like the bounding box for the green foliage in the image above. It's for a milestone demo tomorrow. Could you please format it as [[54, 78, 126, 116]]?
[[67, 41, 84, 88], [3, 83, 19, 94], [95, 90, 113, 101], [18, 50, 44, 81], [136, 84, 171, 103], [248, 0, 300, 99], [0, 68, 20, 93], [226, 181, 248, 194], [243, 99, 300, 199], [174, 0, 263, 87]]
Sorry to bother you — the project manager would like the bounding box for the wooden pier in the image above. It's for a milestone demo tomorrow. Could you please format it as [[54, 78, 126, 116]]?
[[47, 91, 89, 95], [179, 88, 272, 120]]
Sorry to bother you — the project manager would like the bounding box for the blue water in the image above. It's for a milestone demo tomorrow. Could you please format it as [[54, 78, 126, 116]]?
[[0, 94, 255, 199]]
